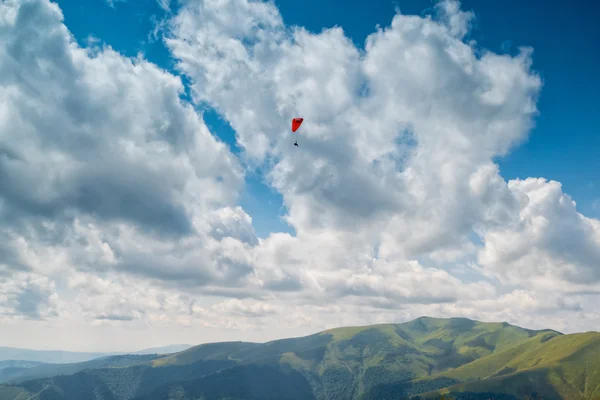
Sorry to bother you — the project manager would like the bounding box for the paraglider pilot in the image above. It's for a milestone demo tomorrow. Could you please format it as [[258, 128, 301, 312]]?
[[292, 117, 303, 147]]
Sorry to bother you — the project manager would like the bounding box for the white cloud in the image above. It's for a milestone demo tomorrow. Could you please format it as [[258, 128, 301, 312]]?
[[156, 0, 171, 12], [163, 0, 599, 332], [0, 0, 253, 317], [209, 206, 259, 245], [478, 178, 600, 287], [0, 272, 60, 320], [434, 0, 474, 39], [167, 0, 541, 253], [0, 0, 598, 351]]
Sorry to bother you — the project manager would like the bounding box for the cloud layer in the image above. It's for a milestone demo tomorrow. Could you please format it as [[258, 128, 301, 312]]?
[[0, 0, 598, 351]]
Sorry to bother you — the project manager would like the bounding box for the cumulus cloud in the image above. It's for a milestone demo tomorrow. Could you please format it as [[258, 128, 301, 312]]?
[[478, 178, 600, 287], [162, 0, 599, 331], [0, 273, 59, 320], [0, 0, 599, 350], [166, 0, 540, 250], [0, 0, 253, 314]]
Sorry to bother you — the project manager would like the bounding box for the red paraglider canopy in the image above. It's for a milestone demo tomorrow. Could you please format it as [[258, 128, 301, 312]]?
[[291, 117, 303, 132]]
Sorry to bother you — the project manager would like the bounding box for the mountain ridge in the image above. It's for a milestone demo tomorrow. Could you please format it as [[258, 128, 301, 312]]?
[[0, 344, 193, 364], [0, 316, 597, 400]]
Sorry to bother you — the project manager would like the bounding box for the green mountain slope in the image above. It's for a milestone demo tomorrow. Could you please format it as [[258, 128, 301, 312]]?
[[417, 331, 600, 400], [1, 317, 595, 400], [278, 317, 556, 399]]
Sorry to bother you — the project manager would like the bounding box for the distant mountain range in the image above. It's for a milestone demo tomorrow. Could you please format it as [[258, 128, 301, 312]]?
[[0, 317, 598, 400], [127, 344, 194, 356], [0, 343, 192, 364]]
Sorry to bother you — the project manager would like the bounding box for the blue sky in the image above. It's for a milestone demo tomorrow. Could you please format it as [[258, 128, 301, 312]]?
[[4, 0, 600, 351], [55, 0, 600, 237]]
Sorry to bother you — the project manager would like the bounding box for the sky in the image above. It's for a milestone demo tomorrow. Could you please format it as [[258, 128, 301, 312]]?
[[0, 0, 598, 352]]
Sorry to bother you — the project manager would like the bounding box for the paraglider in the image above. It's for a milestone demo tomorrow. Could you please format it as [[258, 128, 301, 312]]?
[[292, 117, 303, 147]]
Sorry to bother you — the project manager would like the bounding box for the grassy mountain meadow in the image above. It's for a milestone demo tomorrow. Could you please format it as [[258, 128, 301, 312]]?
[[0, 316, 598, 400]]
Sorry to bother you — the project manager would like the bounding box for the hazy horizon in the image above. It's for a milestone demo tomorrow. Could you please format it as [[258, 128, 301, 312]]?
[[1, 315, 592, 354], [0, 343, 192, 354]]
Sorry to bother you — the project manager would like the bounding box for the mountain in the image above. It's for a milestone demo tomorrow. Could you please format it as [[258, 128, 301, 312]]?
[[0, 354, 160, 384], [128, 344, 193, 355], [416, 330, 600, 400], [0, 361, 46, 369], [0, 361, 46, 383], [0, 344, 194, 384], [0, 317, 597, 400], [0, 346, 193, 384], [0, 346, 108, 364], [0, 344, 193, 365]]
